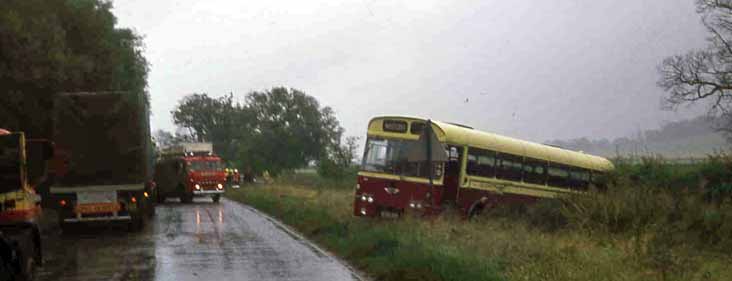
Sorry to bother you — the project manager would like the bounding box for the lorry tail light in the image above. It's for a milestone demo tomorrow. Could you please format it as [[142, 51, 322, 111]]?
[[131, 196, 137, 203], [59, 200, 67, 206]]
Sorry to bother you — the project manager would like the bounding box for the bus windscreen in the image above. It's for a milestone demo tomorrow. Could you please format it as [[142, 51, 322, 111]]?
[[361, 137, 442, 178]]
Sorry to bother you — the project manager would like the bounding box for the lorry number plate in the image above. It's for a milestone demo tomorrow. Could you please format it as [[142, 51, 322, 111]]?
[[77, 191, 117, 204], [75, 203, 121, 214]]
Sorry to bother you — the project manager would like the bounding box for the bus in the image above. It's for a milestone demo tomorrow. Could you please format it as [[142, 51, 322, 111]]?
[[353, 116, 614, 218]]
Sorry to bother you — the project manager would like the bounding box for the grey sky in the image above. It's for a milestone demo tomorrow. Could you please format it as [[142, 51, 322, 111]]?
[[112, 0, 709, 143]]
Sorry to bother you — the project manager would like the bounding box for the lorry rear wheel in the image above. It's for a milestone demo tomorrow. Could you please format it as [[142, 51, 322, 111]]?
[[128, 211, 145, 232], [17, 254, 35, 281], [156, 192, 165, 204], [148, 201, 156, 217], [58, 217, 72, 234], [212, 195, 220, 203], [181, 194, 193, 204]]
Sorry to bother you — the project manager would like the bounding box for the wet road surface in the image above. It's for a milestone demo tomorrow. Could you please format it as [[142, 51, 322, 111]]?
[[37, 198, 363, 281]]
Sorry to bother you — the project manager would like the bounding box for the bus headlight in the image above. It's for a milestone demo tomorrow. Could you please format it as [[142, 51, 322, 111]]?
[[360, 208, 367, 215], [195, 184, 201, 190], [217, 183, 223, 189], [359, 194, 374, 203], [355, 184, 360, 190]]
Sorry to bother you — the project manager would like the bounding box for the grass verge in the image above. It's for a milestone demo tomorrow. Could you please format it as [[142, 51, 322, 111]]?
[[227, 184, 502, 281], [228, 173, 732, 281]]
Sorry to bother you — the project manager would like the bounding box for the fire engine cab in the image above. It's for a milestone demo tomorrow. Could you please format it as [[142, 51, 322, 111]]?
[[154, 143, 227, 203]]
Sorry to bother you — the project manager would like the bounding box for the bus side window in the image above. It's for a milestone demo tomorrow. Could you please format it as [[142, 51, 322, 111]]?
[[570, 168, 591, 191], [523, 158, 547, 185], [496, 153, 522, 181], [547, 163, 570, 188], [448, 146, 459, 161], [466, 147, 496, 178], [591, 172, 608, 191]]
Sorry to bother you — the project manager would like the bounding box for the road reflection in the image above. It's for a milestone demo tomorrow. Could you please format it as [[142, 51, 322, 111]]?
[[39, 198, 361, 281]]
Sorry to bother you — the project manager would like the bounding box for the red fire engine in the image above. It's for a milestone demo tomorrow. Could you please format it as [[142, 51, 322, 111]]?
[[154, 143, 227, 203]]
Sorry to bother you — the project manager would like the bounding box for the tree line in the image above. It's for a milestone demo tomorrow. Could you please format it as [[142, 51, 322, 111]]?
[[156, 88, 359, 178]]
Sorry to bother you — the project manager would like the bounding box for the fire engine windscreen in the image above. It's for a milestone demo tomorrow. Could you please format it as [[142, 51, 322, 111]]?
[[361, 137, 444, 178], [0, 135, 21, 192], [188, 160, 223, 172]]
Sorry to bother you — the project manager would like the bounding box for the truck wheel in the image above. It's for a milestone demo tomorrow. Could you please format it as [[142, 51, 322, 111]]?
[[212, 195, 220, 203], [58, 217, 72, 234], [128, 212, 144, 232], [147, 201, 156, 217], [156, 192, 166, 204], [181, 193, 193, 204], [16, 253, 35, 281]]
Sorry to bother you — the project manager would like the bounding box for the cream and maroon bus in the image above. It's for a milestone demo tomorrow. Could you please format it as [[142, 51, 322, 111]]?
[[353, 116, 614, 218]]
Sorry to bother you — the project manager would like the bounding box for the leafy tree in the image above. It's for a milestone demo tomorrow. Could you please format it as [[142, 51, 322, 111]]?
[[171, 93, 251, 161], [171, 88, 346, 176], [241, 87, 344, 175], [658, 0, 732, 137], [0, 0, 148, 137], [318, 136, 360, 179]]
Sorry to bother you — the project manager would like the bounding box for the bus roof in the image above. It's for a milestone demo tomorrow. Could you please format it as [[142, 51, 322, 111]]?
[[367, 116, 614, 171]]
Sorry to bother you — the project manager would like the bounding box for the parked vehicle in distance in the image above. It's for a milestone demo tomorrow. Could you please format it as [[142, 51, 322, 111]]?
[[0, 128, 53, 280], [50, 92, 155, 231], [353, 116, 614, 218], [155, 143, 226, 203], [227, 167, 241, 189]]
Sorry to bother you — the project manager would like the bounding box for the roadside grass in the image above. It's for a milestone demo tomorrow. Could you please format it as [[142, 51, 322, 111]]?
[[228, 164, 732, 281], [227, 183, 502, 281]]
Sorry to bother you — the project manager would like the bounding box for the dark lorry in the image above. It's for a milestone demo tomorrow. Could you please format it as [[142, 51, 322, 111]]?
[[49, 92, 155, 231]]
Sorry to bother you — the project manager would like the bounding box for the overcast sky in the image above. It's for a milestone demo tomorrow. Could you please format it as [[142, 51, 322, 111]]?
[[112, 0, 709, 143]]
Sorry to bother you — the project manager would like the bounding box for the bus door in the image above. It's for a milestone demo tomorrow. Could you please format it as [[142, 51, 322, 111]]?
[[441, 145, 462, 203]]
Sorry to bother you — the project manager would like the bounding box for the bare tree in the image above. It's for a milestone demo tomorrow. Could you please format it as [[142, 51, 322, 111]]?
[[658, 0, 732, 136]]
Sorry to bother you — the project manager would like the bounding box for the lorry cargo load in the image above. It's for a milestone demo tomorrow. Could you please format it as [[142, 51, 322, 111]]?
[[161, 142, 213, 156], [52, 92, 150, 186]]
